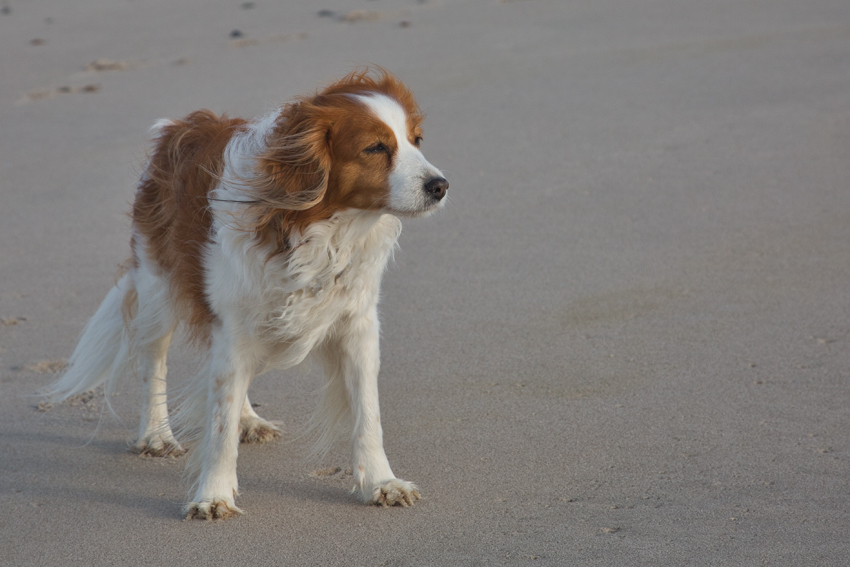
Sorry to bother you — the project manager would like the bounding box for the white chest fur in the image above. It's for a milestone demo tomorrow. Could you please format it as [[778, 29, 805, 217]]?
[[206, 209, 401, 368]]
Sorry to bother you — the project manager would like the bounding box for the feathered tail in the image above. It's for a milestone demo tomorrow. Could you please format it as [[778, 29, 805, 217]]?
[[45, 273, 137, 405]]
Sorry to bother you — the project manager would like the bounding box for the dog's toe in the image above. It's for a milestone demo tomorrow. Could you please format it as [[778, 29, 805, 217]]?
[[131, 436, 186, 457], [184, 499, 244, 520], [239, 417, 283, 444], [369, 479, 421, 508]]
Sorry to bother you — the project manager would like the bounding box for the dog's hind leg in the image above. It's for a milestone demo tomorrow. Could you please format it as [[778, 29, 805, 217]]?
[[131, 328, 183, 456], [128, 256, 183, 457]]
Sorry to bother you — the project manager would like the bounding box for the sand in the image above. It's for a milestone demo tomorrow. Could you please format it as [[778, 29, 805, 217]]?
[[2, 0, 849, 565]]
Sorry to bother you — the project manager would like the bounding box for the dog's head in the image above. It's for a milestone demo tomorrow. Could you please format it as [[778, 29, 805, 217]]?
[[249, 69, 447, 242]]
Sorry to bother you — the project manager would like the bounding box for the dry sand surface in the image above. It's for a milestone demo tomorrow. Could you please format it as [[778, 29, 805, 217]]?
[[2, 0, 850, 565]]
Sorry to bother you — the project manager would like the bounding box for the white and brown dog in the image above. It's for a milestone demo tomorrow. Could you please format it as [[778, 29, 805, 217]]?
[[47, 69, 447, 519]]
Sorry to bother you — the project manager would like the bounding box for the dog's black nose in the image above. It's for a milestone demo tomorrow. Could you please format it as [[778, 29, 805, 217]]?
[[423, 177, 449, 200]]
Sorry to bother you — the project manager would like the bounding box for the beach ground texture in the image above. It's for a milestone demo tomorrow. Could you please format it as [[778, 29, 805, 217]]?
[[2, 0, 849, 565]]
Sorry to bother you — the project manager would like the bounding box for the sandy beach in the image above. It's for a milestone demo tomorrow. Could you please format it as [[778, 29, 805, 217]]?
[[2, 0, 849, 564]]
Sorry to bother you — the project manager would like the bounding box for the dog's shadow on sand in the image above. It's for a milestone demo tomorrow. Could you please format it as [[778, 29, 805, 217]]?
[[5, 429, 354, 520], [4, 429, 180, 519]]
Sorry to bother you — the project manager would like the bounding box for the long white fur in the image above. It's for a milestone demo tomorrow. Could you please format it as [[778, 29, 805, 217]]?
[[47, 272, 136, 404], [48, 93, 441, 517]]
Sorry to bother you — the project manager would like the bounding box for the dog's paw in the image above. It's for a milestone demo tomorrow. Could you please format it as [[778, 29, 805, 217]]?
[[239, 416, 283, 444], [130, 436, 186, 457], [365, 479, 421, 507], [184, 499, 244, 520]]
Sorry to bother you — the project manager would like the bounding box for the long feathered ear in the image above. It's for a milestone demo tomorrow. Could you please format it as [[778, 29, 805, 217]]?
[[244, 100, 337, 241]]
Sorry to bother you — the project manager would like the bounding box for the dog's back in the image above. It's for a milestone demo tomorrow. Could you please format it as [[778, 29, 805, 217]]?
[[133, 111, 248, 343]]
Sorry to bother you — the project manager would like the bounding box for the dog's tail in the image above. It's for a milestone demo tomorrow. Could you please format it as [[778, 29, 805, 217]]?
[[45, 273, 138, 406]]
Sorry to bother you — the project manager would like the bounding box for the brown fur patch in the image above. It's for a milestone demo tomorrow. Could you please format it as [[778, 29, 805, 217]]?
[[121, 285, 138, 331], [133, 111, 247, 344]]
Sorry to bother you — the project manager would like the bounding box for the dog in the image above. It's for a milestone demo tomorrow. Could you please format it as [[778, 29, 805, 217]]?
[[46, 69, 448, 519]]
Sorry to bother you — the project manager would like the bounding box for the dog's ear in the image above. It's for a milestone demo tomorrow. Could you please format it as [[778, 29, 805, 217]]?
[[254, 100, 335, 212], [242, 100, 341, 250]]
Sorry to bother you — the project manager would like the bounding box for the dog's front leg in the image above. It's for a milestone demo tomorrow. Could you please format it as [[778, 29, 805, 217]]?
[[184, 338, 254, 520], [337, 311, 421, 507]]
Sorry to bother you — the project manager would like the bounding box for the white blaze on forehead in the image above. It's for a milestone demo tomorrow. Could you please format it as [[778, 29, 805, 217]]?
[[353, 93, 410, 143], [353, 93, 445, 215]]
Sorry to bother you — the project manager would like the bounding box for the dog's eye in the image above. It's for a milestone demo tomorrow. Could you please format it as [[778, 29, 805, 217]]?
[[413, 136, 422, 147], [364, 142, 389, 155]]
